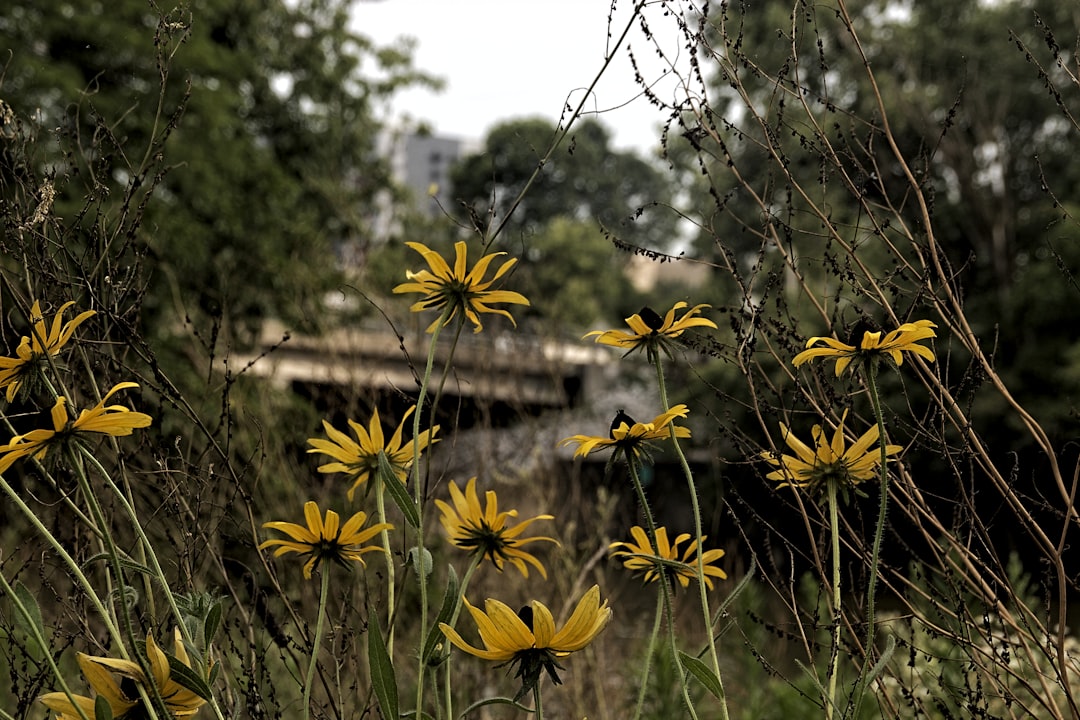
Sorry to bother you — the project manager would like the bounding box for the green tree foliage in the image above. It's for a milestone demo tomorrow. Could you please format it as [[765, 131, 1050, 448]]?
[[450, 117, 678, 250], [665, 0, 1080, 439], [0, 0, 434, 342], [444, 117, 676, 332], [516, 217, 638, 331]]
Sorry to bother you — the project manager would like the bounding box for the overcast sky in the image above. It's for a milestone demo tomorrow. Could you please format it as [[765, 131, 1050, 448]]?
[[352, 0, 692, 153]]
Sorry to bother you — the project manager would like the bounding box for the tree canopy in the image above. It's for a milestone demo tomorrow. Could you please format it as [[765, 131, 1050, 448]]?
[[0, 0, 434, 340], [450, 117, 678, 251]]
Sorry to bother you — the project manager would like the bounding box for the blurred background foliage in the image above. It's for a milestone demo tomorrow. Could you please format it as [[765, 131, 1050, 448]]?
[[2, 0, 1080, 716]]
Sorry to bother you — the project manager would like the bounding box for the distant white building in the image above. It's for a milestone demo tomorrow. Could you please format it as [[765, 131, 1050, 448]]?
[[371, 128, 482, 245], [390, 131, 463, 215]]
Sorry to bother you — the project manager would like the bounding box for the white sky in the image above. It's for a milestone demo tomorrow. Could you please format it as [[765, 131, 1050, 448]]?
[[352, 0, 693, 154]]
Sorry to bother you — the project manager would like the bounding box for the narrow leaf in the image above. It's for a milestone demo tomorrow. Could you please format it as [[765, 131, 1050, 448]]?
[[679, 652, 725, 701], [94, 694, 114, 720], [204, 600, 223, 649], [422, 566, 459, 663], [377, 451, 420, 528], [13, 582, 46, 653], [167, 655, 215, 702], [368, 614, 399, 719]]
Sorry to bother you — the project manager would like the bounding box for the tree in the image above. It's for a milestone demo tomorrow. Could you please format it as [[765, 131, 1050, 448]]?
[[450, 117, 678, 251], [0, 0, 434, 341]]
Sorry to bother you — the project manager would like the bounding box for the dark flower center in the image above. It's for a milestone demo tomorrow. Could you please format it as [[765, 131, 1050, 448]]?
[[610, 409, 636, 439], [638, 306, 665, 331], [847, 319, 876, 346], [458, 521, 512, 561]]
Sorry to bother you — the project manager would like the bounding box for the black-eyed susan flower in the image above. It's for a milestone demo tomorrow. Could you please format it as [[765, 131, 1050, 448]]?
[[792, 319, 937, 376], [0, 382, 152, 473], [559, 405, 691, 462], [610, 525, 728, 589], [393, 240, 530, 334], [439, 585, 611, 699], [39, 628, 208, 718], [435, 476, 559, 578], [260, 501, 392, 579], [584, 302, 716, 357], [0, 300, 96, 403], [762, 410, 903, 495], [307, 406, 439, 501]]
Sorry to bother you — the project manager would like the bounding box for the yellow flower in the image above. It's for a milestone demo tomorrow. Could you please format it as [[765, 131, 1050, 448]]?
[[792, 319, 937, 376], [39, 628, 208, 718], [762, 410, 903, 493], [0, 382, 152, 473], [435, 477, 559, 578], [609, 525, 728, 589], [0, 300, 96, 402], [440, 585, 611, 699], [559, 406, 691, 461], [584, 302, 716, 356], [393, 240, 530, 333], [307, 406, 439, 501], [260, 500, 392, 579]]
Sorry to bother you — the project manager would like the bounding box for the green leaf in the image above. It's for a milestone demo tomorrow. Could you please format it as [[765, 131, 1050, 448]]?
[[377, 450, 419, 528], [203, 599, 223, 649], [679, 652, 725, 702], [368, 614, 399, 719], [167, 655, 214, 702], [13, 582, 46, 654], [94, 694, 114, 720], [422, 565, 459, 663]]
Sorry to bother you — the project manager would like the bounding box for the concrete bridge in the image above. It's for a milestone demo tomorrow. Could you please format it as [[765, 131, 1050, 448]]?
[[235, 320, 614, 410]]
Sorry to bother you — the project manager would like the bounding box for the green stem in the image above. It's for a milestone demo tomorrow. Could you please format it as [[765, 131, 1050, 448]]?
[[411, 306, 452, 717], [631, 589, 666, 720], [627, 458, 698, 720], [80, 447, 229, 720], [440, 660, 451, 720], [304, 566, 332, 720], [0, 474, 124, 651], [0, 567, 94, 720], [374, 478, 396, 654], [826, 479, 842, 720], [533, 679, 544, 720], [650, 348, 729, 718], [854, 363, 890, 711], [625, 454, 660, 553], [68, 449, 166, 720], [438, 554, 482, 720]]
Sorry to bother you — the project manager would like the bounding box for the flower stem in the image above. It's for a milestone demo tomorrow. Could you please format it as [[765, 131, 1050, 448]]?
[[68, 448, 166, 720], [533, 679, 544, 720], [631, 589, 666, 720], [627, 457, 698, 720], [0, 474, 123, 652], [374, 477, 396, 654], [80, 447, 229, 720], [855, 363, 890, 707], [304, 566, 332, 720], [826, 479, 842, 720], [439, 553, 482, 720], [411, 306, 452, 717], [649, 348, 729, 719], [0, 543, 94, 720]]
